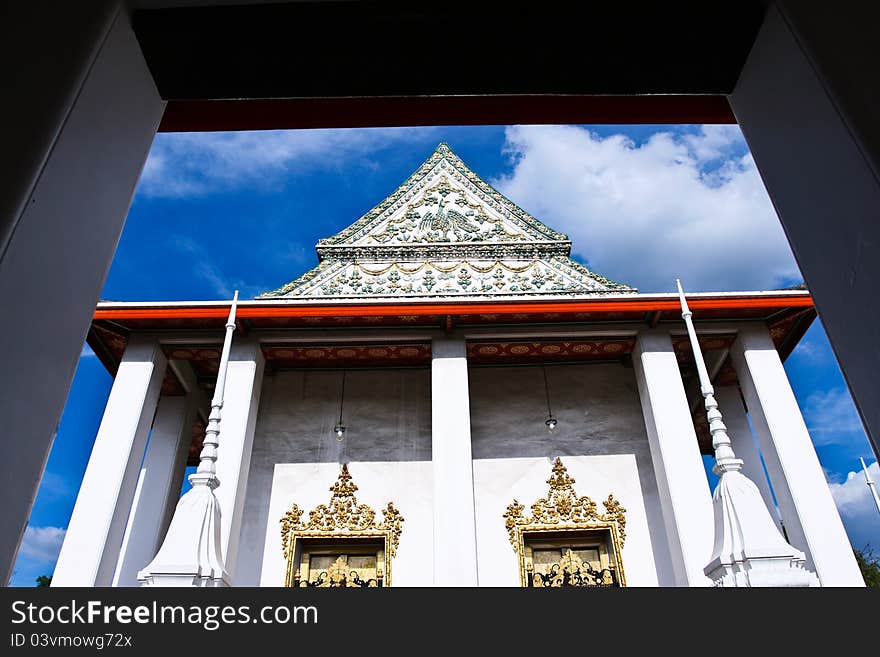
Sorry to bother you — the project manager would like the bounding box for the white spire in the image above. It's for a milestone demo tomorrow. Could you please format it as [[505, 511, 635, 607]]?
[[191, 290, 238, 486], [862, 457, 880, 517], [676, 280, 742, 476], [138, 291, 239, 587], [677, 279, 818, 587]]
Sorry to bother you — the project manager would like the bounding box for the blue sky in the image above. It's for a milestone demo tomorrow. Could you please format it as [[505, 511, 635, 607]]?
[[10, 124, 879, 585]]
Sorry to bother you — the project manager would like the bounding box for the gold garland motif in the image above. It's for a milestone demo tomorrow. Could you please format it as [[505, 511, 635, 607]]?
[[504, 458, 627, 546], [279, 464, 404, 586]]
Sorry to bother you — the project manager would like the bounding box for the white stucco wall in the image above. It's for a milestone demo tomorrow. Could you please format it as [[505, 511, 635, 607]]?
[[473, 455, 661, 586], [236, 362, 674, 587], [235, 368, 433, 586], [255, 461, 433, 587], [469, 364, 675, 587]]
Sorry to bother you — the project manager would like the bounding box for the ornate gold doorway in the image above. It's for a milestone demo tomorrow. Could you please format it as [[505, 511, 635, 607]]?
[[504, 458, 627, 587], [279, 464, 403, 587]]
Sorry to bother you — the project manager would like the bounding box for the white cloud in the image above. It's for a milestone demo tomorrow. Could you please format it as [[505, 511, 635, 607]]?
[[803, 387, 865, 445], [681, 124, 745, 163], [791, 338, 820, 361], [139, 127, 440, 198], [18, 526, 66, 564], [493, 125, 801, 292], [829, 461, 880, 551]]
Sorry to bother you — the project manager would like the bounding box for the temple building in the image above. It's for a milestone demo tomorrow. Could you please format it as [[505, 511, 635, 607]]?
[[52, 143, 864, 587]]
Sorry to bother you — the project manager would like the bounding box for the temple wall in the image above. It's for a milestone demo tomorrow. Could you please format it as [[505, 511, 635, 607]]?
[[236, 363, 675, 586], [469, 364, 675, 587], [235, 368, 433, 586]]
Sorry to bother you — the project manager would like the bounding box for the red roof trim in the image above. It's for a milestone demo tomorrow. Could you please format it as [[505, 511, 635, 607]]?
[[94, 295, 814, 321]]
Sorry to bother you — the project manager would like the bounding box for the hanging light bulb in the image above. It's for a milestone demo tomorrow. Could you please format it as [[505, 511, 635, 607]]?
[[542, 364, 558, 434], [334, 369, 347, 442]]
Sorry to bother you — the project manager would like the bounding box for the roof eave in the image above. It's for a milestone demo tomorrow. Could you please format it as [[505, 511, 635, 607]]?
[[95, 288, 812, 311]]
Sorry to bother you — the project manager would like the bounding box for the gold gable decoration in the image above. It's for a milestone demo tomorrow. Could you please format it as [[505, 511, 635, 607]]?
[[504, 458, 627, 586], [504, 458, 627, 545], [279, 464, 404, 586]]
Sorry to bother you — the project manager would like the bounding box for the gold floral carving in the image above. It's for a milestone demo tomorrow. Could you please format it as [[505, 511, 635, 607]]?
[[324, 556, 355, 587], [279, 464, 404, 586], [504, 458, 627, 586], [529, 548, 615, 588], [504, 458, 627, 546]]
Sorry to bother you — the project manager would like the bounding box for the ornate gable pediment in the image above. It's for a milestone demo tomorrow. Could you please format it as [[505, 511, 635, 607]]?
[[261, 143, 635, 299], [317, 143, 566, 251]]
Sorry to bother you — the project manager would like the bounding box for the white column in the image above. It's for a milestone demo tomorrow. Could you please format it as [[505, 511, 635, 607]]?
[[53, 336, 167, 586], [213, 339, 265, 583], [632, 329, 714, 586], [714, 385, 783, 534], [731, 325, 864, 586], [0, 2, 164, 584], [111, 366, 204, 587], [431, 336, 478, 586]]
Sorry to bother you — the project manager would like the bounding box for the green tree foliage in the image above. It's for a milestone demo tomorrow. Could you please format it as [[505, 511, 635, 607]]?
[[854, 546, 880, 587], [35, 575, 52, 587]]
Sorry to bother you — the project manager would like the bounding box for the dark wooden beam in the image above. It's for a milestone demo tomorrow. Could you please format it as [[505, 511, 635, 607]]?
[[135, 1, 766, 103], [158, 94, 735, 132], [776, 308, 818, 361]]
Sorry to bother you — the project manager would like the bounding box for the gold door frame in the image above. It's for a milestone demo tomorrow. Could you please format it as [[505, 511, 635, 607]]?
[[279, 464, 404, 587], [504, 458, 627, 587], [287, 532, 392, 587]]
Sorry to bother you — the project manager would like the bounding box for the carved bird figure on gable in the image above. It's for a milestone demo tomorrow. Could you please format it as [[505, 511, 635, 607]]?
[[419, 189, 481, 241]]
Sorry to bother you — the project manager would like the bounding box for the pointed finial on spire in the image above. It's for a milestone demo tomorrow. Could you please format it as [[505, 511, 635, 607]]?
[[676, 278, 691, 317], [862, 457, 880, 516], [861, 457, 873, 482], [190, 290, 240, 488], [226, 289, 239, 329], [676, 279, 740, 474]]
